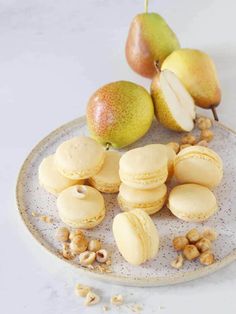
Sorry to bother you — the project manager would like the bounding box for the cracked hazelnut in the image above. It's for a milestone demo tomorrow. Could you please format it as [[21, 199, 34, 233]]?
[[195, 237, 211, 253], [74, 284, 90, 297], [186, 228, 201, 243], [96, 249, 108, 263], [84, 291, 100, 306], [171, 254, 184, 269], [183, 245, 200, 260], [173, 236, 189, 251], [88, 239, 102, 252], [79, 251, 96, 266], [55, 227, 70, 242]]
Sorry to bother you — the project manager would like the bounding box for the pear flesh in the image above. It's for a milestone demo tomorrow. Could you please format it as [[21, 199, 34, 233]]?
[[126, 13, 180, 78], [151, 70, 196, 132], [87, 81, 154, 149], [161, 49, 221, 110]]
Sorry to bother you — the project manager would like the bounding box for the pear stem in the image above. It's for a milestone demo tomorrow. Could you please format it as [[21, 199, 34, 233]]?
[[144, 0, 149, 13], [211, 106, 219, 121], [105, 143, 110, 151], [154, 60, 161, 74]]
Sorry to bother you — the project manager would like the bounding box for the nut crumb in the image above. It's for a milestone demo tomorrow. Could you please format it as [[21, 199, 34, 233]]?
[[31, 211, 38, 217], [130, 304, 143, 313], [110, 294, 123, 305], [62, 243, 75, 260], [102, 305, 110, 312], [180, 133, 196, 145], [84, 291, 100, 306], [159, 305, 165, 310], [171, 254, 184, 269], [74, 283, 90, 297], [40, 215, 52, 223]]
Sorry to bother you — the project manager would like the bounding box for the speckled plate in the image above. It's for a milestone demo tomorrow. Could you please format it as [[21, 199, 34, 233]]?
[[16, 116, 236, 286]]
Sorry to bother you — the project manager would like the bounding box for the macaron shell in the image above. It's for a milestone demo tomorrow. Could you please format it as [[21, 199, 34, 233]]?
[[168, 183, 218, 222], [118, 183, 167, 215], [89, 151, 121, 193], [57, 185, 105, 228], [112, 209, 159, 265], [38, 155, 83, 195], [174, 146, 223, 188], [55, 136, 105, 180]]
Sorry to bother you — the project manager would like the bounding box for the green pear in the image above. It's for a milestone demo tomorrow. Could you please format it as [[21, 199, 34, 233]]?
[[151, 70, 196, 132], [161, 49, 221, 119], [86, 81, 154, 148], [126, 12, 180, 78]]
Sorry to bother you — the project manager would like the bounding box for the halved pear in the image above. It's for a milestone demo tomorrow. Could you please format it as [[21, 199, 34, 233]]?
[[151, 70, 196, 132]]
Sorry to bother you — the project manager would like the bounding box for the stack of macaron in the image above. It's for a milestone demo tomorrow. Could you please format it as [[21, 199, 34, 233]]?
[[113, 144, 175, 265], [38, 136, 121, 229], [117, 144, 176, 215], [167, 146, 223, 222]]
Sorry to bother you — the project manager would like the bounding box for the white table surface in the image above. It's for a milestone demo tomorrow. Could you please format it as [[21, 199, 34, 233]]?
[[1, 0, 236, 313]]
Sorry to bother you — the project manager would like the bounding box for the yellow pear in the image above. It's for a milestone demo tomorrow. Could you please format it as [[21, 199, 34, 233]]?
[[151, 70, 196, 132], [161, 49, 221, 119]]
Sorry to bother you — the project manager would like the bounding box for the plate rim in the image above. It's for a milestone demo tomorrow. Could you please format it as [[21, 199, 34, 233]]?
[[16, 116, 236, 287]]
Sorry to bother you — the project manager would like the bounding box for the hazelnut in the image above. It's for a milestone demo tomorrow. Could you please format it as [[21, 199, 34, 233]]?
[[200, 129, 214, 142], [186, 228, 201, 243], [84, 291, 100, 306], [199, 251, 215, 265], [79, 251, 96, 266], [69, 229, 85, 241], [171, 254, 184, 269], [180, 144, 192, 151], [180, 134, 196, 145], [195, 237, 211, 253], [74, 284, 90, 297], [183, 245, 200, 260], [55, 227, 70, 242], [88, 239, 102, 252], [62, 243, 75, 260], [197, 117, 212, 130], [96, 249, 108, 263], [110, 295, 123, 305], [166, 142, 180, 154], [70, 237, 88, 254], [196, 140, 208, 147], [202, 228, 217, 241], [172, 236, 189, 251]]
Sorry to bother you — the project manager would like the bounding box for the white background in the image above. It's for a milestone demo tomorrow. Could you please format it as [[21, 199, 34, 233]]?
[[1, 0, 236, 313]]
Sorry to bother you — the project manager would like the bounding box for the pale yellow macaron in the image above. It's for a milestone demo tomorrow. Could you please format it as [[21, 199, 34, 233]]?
[[168, 183, 218, 222], [119, 145, 168, 190], [88, 151, 121, 193], [38, 155, 84, 195], [146, 144, 176, 179], [55, 136, 105, 180], [112, 209, 160, 265], [118, 183, 167, 215], [57, 185, 105, 229], [174, 146, 223, 188]]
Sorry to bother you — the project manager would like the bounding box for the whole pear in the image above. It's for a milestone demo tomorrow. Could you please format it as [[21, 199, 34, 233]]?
[[161, 49, 221, 115], [86, 81, 154, 148], [126, 13, 180, 78]]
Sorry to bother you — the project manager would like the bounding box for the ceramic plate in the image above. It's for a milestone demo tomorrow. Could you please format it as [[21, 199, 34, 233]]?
[[16, 116, 236, 286]]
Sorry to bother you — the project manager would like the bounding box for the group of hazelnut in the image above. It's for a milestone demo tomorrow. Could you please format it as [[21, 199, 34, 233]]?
[[167, 116, 214, 154], [55, 227, 109, 267], [171, 228, 217, 269]]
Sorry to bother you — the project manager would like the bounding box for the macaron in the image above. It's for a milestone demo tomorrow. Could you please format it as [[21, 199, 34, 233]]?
[[119, 145, 168, 190], [38, 155, 83, 195], [118, 183, 167, 215], [168, 183, 218, 222], [57, 185, 106, 229], [174, 146, 223, 188], [112, 209, 160, 265], [55, 136, 105, 180], [88, 151, 121, 193], [146, 144, 176, 179]]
